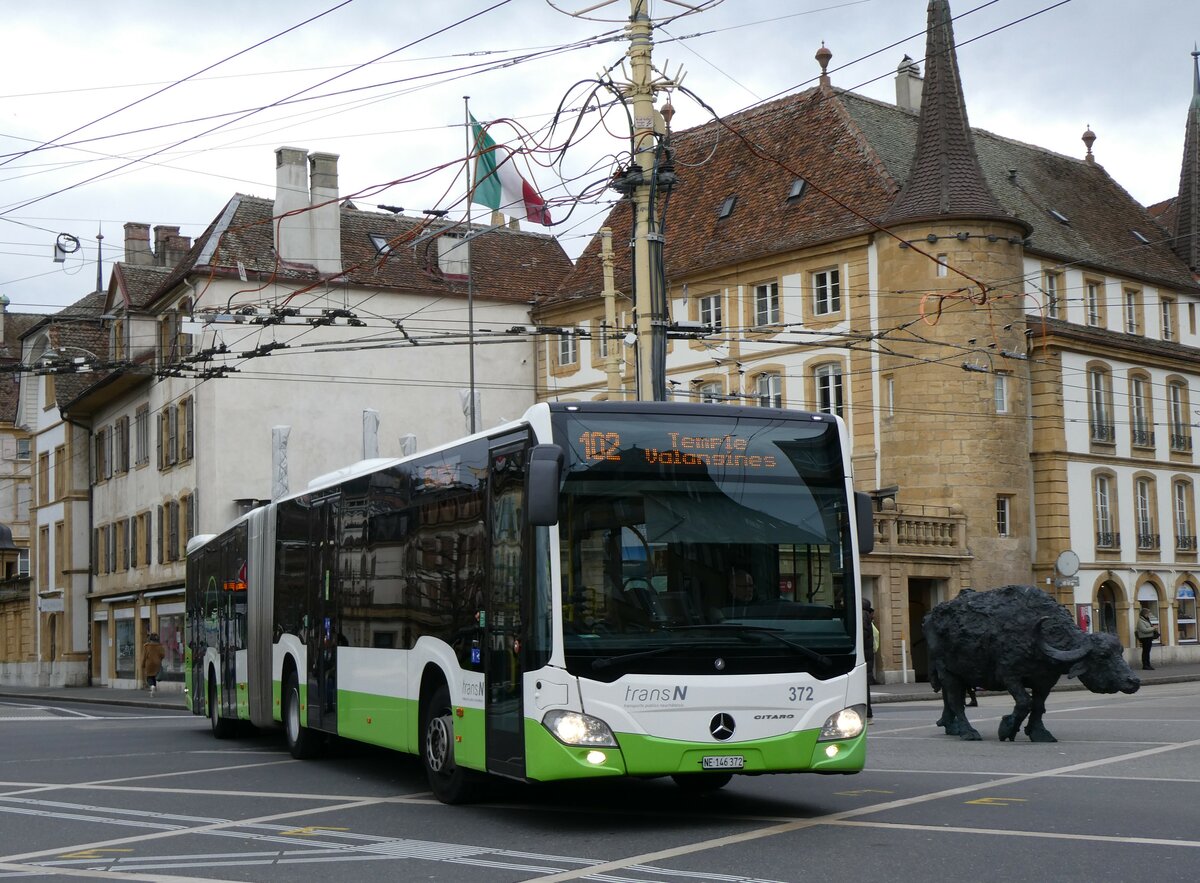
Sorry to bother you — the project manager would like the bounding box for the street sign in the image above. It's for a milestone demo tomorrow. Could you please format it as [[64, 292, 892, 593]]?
[[1054, 576, 1080, 588]]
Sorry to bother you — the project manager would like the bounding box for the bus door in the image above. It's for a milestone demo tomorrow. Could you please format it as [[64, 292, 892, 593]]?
[[485, 436, 529, 778], [306, 494, 341, 733]]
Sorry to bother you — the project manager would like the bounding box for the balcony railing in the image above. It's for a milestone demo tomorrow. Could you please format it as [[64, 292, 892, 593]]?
[[1171, 433, 1193, 452], [1091, 423, 1115, 443], [1136, 532, 1160, 551], [1096, 531, 1120, 549], [870, 506, 969, 557], [1177, 535, 1198, 552], [1131, 428, 1156, 448]]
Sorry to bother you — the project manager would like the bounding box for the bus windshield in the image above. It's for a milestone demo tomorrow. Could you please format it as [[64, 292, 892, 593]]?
[[554, 409, 858, 682]]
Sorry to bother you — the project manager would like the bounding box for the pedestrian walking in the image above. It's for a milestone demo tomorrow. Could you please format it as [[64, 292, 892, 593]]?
[[1135, 607, 1159, 671], [142, 632, 166, 696]]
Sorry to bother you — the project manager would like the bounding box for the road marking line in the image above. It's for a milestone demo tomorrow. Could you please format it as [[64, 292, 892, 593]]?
[[830, 819, 1200, 849], [522, 735, 1200, 881]]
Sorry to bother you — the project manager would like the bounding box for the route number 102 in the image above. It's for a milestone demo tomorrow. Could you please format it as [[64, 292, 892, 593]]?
[[579, 431, 622, 461]]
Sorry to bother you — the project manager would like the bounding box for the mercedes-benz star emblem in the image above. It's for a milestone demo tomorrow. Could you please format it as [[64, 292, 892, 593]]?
[[713, 657, 726, 671], [710, 713, 736, 741]]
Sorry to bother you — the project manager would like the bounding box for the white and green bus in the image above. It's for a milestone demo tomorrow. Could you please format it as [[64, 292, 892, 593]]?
[[186, 401, 874, 802]]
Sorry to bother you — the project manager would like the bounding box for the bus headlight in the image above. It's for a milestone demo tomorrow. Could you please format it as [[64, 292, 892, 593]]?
[[818, 705, 865, 741], [542, 709, 618, 747]]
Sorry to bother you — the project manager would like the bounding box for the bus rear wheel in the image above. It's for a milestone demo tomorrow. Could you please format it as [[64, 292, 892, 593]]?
[[283, 672, 320, 759], [671, 773, 733, 793], [422, 684, 481, 804], [208, 677, 234, 739]]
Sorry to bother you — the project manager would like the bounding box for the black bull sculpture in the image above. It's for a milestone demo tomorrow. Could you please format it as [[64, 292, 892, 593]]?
[[923, 585, 1140, 742]]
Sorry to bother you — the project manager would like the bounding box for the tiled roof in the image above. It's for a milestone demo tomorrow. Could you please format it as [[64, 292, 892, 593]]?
[[547, 78, 1198, 306], [842, 93, 1199, 290], [150, 195, 572, 311], [18, 290, 111, 408], [111, 263, 172, 311], [881, 0, 1008, 226], [549, 87, 900, 302], [0, 311, 48, 422]]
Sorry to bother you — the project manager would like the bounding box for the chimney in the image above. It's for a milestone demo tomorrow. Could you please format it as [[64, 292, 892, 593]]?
[[895, 54, 923, 112], [165, 234, 192, 268], [274, 147, 311, 267], [153, 225, 181, 267], [123, 222, 154, 266], [308, 152, 342, 274]]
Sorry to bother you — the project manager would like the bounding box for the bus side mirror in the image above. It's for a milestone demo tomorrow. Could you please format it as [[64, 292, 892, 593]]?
[[527, 444, 564, 526], [855, 492, 874, 556]]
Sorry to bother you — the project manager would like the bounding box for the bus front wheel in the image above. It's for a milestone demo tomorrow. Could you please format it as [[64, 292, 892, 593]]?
[[283, 672, 320, 759], [421, 684, 481, 804], [208, 677, 234, 739]]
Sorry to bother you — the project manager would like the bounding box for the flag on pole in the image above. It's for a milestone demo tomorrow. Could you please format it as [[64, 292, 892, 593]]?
[[470, 116, 551, 226]]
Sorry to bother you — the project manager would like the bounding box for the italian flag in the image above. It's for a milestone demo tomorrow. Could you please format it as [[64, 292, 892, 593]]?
[[470, 116, 552, 226]]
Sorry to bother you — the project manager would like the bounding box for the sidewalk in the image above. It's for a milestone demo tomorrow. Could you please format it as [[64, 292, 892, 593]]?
[[3, 663, 1198, 711]]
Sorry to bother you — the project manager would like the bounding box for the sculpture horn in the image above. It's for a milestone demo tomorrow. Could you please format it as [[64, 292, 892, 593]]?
[[1037, 616, 1089, 663]]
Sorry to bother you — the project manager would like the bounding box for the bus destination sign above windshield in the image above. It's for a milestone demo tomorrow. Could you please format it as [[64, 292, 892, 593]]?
[[579, 430, 780, 470]]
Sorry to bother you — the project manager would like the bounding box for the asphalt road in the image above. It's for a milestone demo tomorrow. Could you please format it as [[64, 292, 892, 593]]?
[[0, 682, 1198, 882]]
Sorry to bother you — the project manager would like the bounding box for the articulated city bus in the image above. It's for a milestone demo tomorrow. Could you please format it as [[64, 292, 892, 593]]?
[[185, 401, 874, 802]]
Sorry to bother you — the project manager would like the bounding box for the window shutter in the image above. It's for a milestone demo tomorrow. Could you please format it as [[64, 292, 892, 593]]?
[[156, 413, 162, 470], [157, 505, 164, 564], [129, 516, 138, 569], [92, 527, 99, 576]]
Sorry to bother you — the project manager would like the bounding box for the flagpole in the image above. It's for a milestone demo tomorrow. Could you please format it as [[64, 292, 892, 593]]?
[[463, 95, 477, 434]]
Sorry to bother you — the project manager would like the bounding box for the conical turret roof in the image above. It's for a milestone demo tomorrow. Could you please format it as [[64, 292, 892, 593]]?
[[883, 0, 1014, 227], [1172, 48, 1200, 271]]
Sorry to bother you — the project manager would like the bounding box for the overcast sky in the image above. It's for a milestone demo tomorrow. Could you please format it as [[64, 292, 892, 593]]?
[[1, 0, 1196, 316]]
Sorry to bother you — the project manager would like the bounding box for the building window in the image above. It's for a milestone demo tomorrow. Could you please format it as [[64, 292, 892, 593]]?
[[53, 445, 67, 500], [1136, 477, 1158, 550], [37, 452, 49, 505], [695, 380, 723, 404], [39, 525, 49, 586], [996, 496, 1012, 537], [114, 416, 130, 474], [1169, 380, 1192, 452], [1162, 297, 1176, 341], [94, 426, 112, 482], [1094, 473, 1117, 548], [53, 521, 65, 583], [884, 374, 895, 418], [1088, 367, 1114, 443], [1130, 374, 1154, 448], [1044, 271, 1060, 318], [134, 404, 150, 466], [1174, 480, 1196, 552], [1124, 288, 1142, 335], [698, 293, 722, 332], [814, 363, 844, 417], [594, 319, 609, 360], [179, 398, 194, 462], [994, 372, 1009, 414], [17, 549, 29, 577], [15, 438, 30, 461], [1178, 584, 1197, 644], [755, 372, 782, 408], [812, 268, 841, 316], [557, 331, 578, 368], [753, 282, 780, 326], [936, 254, 948, 278], [159, 407, 179, 468], [1086, 281, 1103, 327]]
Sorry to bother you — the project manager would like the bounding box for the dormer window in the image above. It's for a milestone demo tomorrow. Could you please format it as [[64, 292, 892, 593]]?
[[369, 233, 393, 255], [1132, 230, 1151, 245], [437, 234, 469, 277], [718, 195, 737, 219], [1048, 209, 1070, 225]]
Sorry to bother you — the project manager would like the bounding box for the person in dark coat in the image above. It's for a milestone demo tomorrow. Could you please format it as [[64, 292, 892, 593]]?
[[862, 599, 875, 719], [142, 633, 166, 696]]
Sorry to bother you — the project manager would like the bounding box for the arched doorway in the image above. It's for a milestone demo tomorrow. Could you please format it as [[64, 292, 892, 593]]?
[[1097, 582, 1120, 637]]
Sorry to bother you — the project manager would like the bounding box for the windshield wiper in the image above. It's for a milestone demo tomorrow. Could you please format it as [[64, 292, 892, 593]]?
[[662, 624, 833, 669], [591, 642, 701, 672]]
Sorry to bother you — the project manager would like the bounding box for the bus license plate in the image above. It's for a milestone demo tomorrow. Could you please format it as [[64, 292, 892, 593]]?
[[701, 755, 744, 770]]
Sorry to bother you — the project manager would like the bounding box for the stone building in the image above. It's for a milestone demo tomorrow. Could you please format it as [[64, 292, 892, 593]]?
[[532, 0, 1200, 680]]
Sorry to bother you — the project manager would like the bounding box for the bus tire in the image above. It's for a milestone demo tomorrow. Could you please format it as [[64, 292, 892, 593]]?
[[208, 677, 234, 739], [283, 672, 320, 759], [671, 773, 733, 793], [421, 683, 481, 804]]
